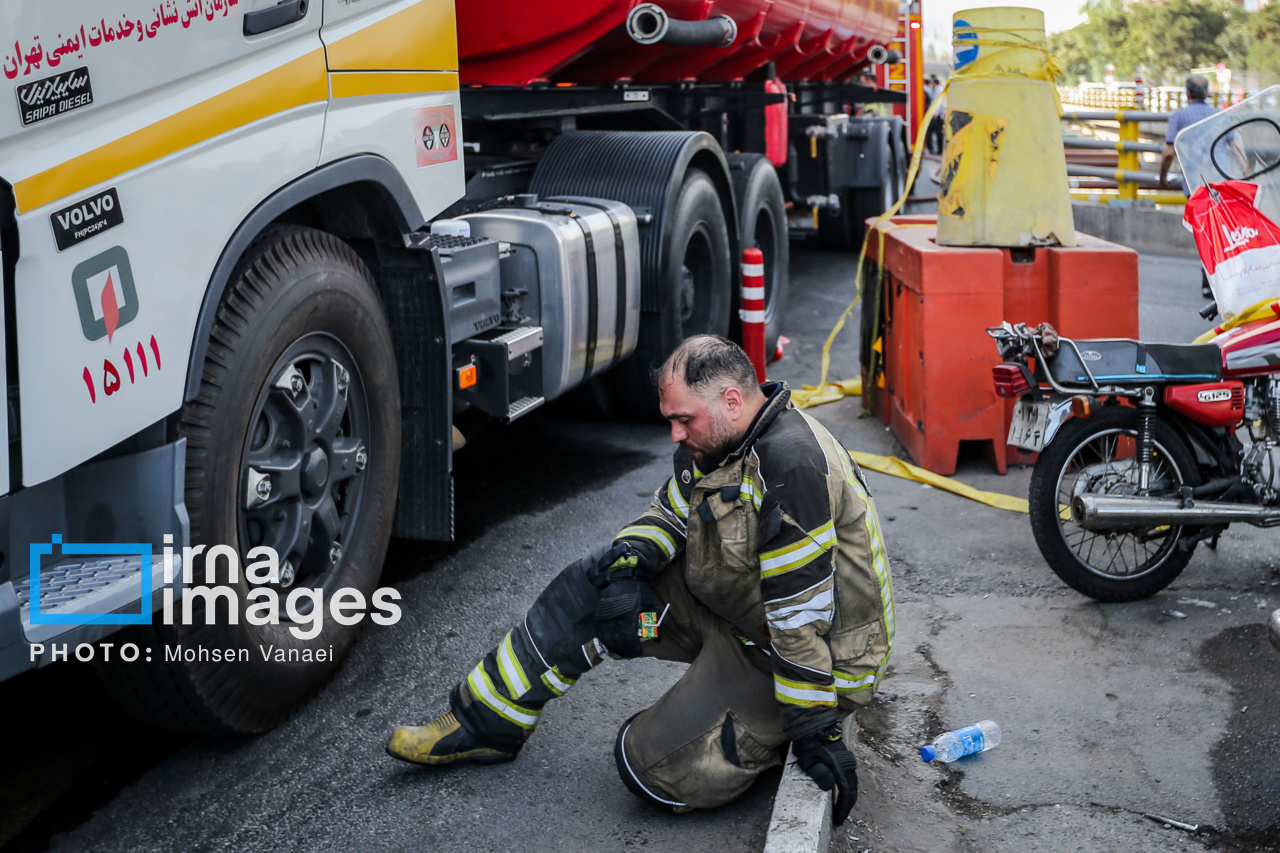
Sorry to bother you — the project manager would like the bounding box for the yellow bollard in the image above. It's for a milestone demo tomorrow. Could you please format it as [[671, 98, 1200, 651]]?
[[937, 7, 1075, 247], [1118, 120, 1139, 202]]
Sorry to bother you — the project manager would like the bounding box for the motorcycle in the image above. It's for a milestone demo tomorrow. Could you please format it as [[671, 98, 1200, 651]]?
[[986, 88, 1280, 643], [987, 319, 1276, 602]]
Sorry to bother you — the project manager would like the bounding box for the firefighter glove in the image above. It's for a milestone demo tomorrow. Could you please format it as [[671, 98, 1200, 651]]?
[[591, 544, 655, 659], [792, 724, 859, 825]]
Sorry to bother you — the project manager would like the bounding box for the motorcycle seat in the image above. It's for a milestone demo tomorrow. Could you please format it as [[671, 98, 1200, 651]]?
[[1046, 338, 1223, 386]]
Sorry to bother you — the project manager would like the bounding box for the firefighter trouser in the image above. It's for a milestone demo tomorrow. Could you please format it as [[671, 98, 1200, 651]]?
[[451, 546, 789, 811]]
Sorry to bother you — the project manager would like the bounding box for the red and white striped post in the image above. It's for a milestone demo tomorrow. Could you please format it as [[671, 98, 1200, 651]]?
[[741, 248, 767, 382]]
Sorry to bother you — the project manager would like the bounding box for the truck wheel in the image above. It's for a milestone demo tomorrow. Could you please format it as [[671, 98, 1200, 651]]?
[[97, 226, 401, 734], [614, 167, 732, 418], [728, 153, 790, 358]]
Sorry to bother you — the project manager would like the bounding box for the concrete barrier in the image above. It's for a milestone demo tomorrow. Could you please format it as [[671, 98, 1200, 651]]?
[[762, 745, 832, 853], [1071, 201, 1197, 257]]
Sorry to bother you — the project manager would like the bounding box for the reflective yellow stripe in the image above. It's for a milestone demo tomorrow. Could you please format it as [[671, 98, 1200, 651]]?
[[467, 665, 540, 730], [774, 675, 836, 707], [497, 632, 531, 699], [15, 49, 329, 213], [618, 525, 677, 560], [834, 669, 877, 692], [329, 70, 459, 98], [837, 445, 859, 489], [325, 0, 459, 71], [759, 520, 837, 578], [852, 476, 895, 667], [666, 478, 689, 520], [739, 477, 763, 510], [540, 666, 575, 697]]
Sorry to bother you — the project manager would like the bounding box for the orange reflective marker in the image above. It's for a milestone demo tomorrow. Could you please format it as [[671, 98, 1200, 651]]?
[[457, 363, 477, 390]]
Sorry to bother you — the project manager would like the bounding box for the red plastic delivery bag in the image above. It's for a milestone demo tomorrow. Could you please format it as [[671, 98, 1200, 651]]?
[[1184, 180, 1280, 319]]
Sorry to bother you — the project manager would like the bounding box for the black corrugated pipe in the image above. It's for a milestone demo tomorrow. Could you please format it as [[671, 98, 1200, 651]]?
[[626, 3, 737, 47]]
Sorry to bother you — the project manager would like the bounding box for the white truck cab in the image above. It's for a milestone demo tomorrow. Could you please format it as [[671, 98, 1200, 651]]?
[[1, 0, 825, 737], [0, 0, 471, 732]]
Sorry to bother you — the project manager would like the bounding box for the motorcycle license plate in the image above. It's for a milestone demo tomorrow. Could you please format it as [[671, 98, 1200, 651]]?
[[1008, 399, 1051, 452]]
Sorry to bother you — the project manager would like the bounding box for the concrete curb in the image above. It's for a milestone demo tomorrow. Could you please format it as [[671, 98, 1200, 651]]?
[[762, 745, 832, 853], [1071, 200, 1197, 257]]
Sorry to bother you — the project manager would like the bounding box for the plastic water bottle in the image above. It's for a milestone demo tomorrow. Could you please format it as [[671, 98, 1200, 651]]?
[[920, 720, 1001, 763]]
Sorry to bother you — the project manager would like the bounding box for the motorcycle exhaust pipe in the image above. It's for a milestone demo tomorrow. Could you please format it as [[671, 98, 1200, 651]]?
[[1072, 494, 1280, 530], [626, 4, 737, 48]]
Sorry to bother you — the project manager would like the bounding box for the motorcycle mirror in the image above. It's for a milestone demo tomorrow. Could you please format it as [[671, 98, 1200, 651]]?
[[1210, 117, 1280, 182]]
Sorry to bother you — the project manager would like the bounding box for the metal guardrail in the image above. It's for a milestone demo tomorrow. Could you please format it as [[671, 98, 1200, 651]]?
[[1066, 164, 1180, 187], [1062, 109, 1173, 123], [1060, 85, 1246, 112], [1062, 136, 1162, 154], [1060, 107, 1181, 204]]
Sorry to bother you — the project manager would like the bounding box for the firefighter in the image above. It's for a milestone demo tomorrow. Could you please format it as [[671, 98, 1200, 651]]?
[[386, 335, 893, 824]]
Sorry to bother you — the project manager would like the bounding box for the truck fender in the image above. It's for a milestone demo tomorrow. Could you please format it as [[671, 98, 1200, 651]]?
[[184, 155, 426, 402], [185, 155, 455, 541]]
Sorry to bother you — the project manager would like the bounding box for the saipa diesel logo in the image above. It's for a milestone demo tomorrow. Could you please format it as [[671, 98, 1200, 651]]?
[[28, 535, 402, 658]]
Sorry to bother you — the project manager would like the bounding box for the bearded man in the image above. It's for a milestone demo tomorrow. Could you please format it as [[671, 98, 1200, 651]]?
[[386, 335, 893, 825]]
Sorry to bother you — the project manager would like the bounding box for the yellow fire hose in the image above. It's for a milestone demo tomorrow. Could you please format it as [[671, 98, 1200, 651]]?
[[850, 450, 1029, 514]]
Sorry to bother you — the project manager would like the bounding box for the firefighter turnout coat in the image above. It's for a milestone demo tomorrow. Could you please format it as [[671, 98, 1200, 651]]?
[[614, 381, 894, 738]]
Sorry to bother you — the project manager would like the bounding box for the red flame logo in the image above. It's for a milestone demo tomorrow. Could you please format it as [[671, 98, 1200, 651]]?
[[101, 272, 120, 342]]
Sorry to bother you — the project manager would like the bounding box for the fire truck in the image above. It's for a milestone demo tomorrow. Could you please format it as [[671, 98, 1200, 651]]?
[[0, 0, 921, 733]]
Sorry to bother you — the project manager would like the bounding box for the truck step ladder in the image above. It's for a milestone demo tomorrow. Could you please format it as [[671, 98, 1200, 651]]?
[[457, 325, 546, 421], [15, 553, 172, 643], [505, 395, 545, 422]]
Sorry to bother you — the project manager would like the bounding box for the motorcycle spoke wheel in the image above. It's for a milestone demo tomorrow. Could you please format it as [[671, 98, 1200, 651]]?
[[1028, 405, 1199, 602], [1055, 428, 1183, 580]]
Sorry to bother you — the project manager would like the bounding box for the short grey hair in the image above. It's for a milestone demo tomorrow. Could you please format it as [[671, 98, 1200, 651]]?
[[654, 335, 759, 400], [1186, 75, 1209, 102]]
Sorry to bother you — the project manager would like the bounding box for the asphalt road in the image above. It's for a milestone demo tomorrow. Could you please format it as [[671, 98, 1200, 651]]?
[[2, 245, 1277, 853]]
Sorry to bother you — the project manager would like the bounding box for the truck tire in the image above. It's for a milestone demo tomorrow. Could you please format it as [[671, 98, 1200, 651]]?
[[96, 226, 401, 734], [613, 167, 732, 418], [728, 153, 789, 358]]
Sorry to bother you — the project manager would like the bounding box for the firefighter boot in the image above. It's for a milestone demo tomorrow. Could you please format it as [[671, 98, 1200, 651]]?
[[385, 711, 519, 766]]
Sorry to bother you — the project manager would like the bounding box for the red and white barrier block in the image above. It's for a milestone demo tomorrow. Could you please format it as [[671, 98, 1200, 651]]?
[[741, 248, 767, 382]]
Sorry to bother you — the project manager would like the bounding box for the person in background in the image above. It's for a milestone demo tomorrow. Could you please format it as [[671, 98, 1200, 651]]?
[[857, 70, 890, 118], [924, 75, 945, 155], [1160, 75, 1220, 299]]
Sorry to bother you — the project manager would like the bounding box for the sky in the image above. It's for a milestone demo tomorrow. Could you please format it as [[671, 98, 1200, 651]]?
[[922, 1, 1088, 62], [924, 0, 1087, 34]]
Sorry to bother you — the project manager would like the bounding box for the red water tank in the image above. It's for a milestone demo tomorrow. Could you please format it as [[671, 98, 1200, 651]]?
[[456, 0, 899, 86]]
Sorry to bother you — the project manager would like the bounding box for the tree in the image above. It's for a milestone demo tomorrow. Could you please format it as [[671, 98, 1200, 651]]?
[[1222, 4, 1280, 85], [1125, 0, 1243, 83], [1048, 0, 1244, 85]]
